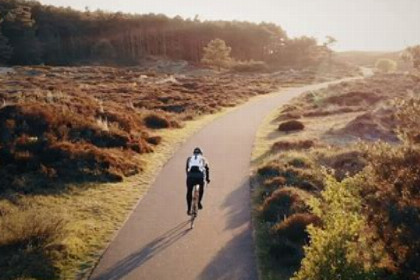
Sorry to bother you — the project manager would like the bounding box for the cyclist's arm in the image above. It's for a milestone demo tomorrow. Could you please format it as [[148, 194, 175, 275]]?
[[204, 158, 210, 182], [205, 165, 210, 181]]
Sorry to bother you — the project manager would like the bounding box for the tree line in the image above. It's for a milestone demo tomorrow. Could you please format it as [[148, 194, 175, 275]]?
[[0, 0, 335, 67]]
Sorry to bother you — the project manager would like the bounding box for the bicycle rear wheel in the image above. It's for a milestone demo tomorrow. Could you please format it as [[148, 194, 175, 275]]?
[[190, 184, 199, 229]]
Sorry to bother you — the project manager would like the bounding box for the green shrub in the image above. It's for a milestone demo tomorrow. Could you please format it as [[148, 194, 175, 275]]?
[[292, 173, 378, 280], [375, 58, 397, 73]]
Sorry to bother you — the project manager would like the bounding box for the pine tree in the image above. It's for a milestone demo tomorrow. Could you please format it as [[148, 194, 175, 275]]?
[[201, 38, 232, 70]]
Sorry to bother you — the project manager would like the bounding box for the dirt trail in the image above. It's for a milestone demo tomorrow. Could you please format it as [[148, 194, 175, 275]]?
[[89, 78, 359, 280]]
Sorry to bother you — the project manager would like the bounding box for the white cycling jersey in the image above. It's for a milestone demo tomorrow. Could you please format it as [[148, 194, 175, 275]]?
[[188, 154, 205, 173]]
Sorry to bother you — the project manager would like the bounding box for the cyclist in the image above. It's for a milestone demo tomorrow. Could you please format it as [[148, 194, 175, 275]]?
[[186, 147, 210, 216]]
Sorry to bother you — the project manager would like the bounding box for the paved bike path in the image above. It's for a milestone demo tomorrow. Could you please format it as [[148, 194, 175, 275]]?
[[90, 79, 356, 280]]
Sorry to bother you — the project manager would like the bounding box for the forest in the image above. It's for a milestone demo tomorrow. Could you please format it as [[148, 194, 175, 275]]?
[[0, 0, 332, 67]]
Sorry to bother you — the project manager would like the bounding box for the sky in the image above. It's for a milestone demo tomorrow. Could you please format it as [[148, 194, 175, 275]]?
[[38, 0, 420, 52]]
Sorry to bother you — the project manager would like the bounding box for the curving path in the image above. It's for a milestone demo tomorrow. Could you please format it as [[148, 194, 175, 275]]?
[[89, 78, 358, 280]]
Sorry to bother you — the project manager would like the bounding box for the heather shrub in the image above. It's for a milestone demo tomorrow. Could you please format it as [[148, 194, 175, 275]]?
[[263, 176, 286, 190], [143, 113, 170, 129], [271, 213, 320, 244], [261, 187, 309, 224], [287, 157, 310, 168], [271, 139, 315, 151], [360, 141, 420, 279], [146, 135, 162, 145], [143, 113, 180, 129], [257, 163, 281, 177], [277, 111, 302, 121], [278, 120, 305, 132], [316, 149, 367, 181], [266, 238, 302, 265]]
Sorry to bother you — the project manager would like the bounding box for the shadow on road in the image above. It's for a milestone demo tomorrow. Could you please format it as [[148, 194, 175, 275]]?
[[198, 230, 258, 280], [91, 220, 191, 280], [202, 180, 257, 279], [222, 180, 252, 230]]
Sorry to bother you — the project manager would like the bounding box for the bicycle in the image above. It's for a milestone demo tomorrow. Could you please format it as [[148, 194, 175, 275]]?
[[190, 184, 200, 229]]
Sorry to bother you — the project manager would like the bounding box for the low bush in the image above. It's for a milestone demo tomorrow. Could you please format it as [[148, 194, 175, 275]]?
[[324, 91, 381, 106], [316, 149, 366, 181], [271, 213, 320, 244], [272, 139, 315, 151], [263, 176, 287, 190], [261, 187, 309, 223], [146, 135, 162, 145], [143, 113, 180, 129], [360, 142, 420, 279], [267, 238, 302, 265], [257, 163, 280, 177], [278, 120, 305, 132], [287, 157, 310, 168], [276, 111, 302, 121], [375, 58, 397, 73], [292, 174, 378, 280], [143, 113, 171, 129]]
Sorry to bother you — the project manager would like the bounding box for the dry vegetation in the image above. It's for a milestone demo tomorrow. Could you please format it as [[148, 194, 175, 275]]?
[[0, 64, 357, 279], [277, 73, 420, 143], [0, 66, 281, 195], [0, 65, 281, 279], [252, 72, 420, 280]]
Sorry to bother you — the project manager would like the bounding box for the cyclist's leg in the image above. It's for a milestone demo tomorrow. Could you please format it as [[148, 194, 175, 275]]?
[[198, 178, 205, 205], [186, 177, 194, 213]]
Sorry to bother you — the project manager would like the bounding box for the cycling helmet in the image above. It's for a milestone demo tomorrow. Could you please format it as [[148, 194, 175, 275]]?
[[193, 147, 203, 155]]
